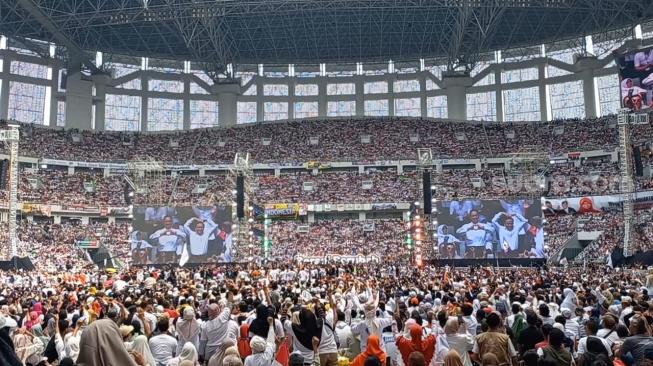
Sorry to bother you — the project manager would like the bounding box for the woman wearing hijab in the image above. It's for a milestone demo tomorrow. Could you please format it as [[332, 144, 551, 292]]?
[[31, 323, 50, 349], [24, 312, 39, 331], [577, 197, 601, 214], [238, 323, 252, 360], [286, 308, 320, 365], [77, 319, 140, 366], [349, 334, 387, 366], [444, 319, 474, 366], [167, 342, 199, 366], [248, 304, 270, 339], [13, 329, 44, 365], [481, 353, 500, 366], [175, 307, 200, 355], [438, 225, 462, 259], [208, 339, 237, 366], [444, 350, 464, 366], [396, 324, 436, 366], [130, 335, 157, 366]]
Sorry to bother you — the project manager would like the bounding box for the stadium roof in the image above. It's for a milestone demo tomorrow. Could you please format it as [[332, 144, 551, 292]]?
[[1, 0, 652, 75]]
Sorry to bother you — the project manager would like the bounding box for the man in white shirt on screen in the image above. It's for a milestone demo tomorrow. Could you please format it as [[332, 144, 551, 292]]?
[[150, 216, 186, 264], [491, 212, 528, 257], [634, 49, 653, 88], [183, 217, 221, 263]]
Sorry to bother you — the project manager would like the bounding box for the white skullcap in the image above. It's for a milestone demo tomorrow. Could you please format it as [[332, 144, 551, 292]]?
[[250, 336, 267, 353]]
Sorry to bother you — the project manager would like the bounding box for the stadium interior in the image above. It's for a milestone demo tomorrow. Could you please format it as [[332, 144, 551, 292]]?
[[0, 3, 651, 271], [1, 3, 653, 366]]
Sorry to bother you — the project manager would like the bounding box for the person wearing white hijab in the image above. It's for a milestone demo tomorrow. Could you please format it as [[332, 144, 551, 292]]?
[[350, 283, 394, 353], [130, 335, 157, 366], [175, 307, 200, 355], [167, 342, 199, 366], [560, 288, 578, 314]]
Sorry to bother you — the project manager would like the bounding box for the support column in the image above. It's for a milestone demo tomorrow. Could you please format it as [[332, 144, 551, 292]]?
[[420, 75, 427, 117], [442, 75, 472, 121], [218, 92, 238, 127], [318, 79, 327, 117], [64, 72, 94, 130], [495, 70, 504, 122], [581, 69, 598, 118], [48, 63, 60, 127], [288, 81, 295, 119], [0, 56, 12, 121], [256, 81, 264, 122], [538, 64, 549, 122], [183, 79, 191, 130], [94, 79, 108, 131], [141, 77, 149, 131], [444, 86, 467, 121], [355, 77, 364, 116], [388, 77, 395, 116]]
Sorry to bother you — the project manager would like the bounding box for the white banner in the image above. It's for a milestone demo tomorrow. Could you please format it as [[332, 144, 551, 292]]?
[[544, 191, 653, 215], [294, 254, 381, 264]]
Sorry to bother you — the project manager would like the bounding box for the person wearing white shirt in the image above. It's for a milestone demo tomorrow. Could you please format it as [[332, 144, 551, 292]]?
[[460, 304, 478, 341], [335, 310, 352, 353], [596, 314, 619, 347], [199, 291, 235, 362], [456, 210, 495, 259], [445, 318, 474, 366], [382, 327, 400, 366], [505, 303, 523, 329], [244, 319, 276, 366], [145, 207, 168, 222], [268, 268, 279, 282], [298, 269, 310, 284], [149, 216, 186, 264], [560, 308, 580, 341], [619, 297, 633, 326], [491, 212, 527, 257], [350, 309, 393, 352], [634, 50, 653, 88], [316, 300, 339, 366], [183, 217, 221, 262], [576, 320, 612, 365], [149, 320, 178, 366], [450, 199, 473, 222]]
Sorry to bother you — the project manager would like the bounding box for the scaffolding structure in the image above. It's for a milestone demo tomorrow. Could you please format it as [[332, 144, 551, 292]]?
[[1, 125, 19, 260], [617, 108, 648, 257], [415, 148, 434, 264], [124, 156, 167, 206], [506, 147, 550, 199], [227, 153, 254, 262]]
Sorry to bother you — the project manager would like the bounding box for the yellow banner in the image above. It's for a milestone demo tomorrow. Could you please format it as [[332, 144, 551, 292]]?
[[21, 203, 51, 216], [21, 203, 40, 213]]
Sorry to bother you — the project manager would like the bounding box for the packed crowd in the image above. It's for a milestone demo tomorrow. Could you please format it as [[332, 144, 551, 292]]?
[[0, 221, 93, 270], [17, 169, 125, 206], [11, 162, 652, 208], [0, 260, 651, 366], [263, 219, 407, 262], [1, 115, 649, 165]]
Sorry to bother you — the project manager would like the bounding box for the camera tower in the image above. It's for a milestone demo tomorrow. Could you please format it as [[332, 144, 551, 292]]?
[[617, 108, 648, 257], [1, 125, 19, 260]]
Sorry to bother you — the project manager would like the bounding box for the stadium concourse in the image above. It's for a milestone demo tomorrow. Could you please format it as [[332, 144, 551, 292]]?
[[1, 113, 653, 366]]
